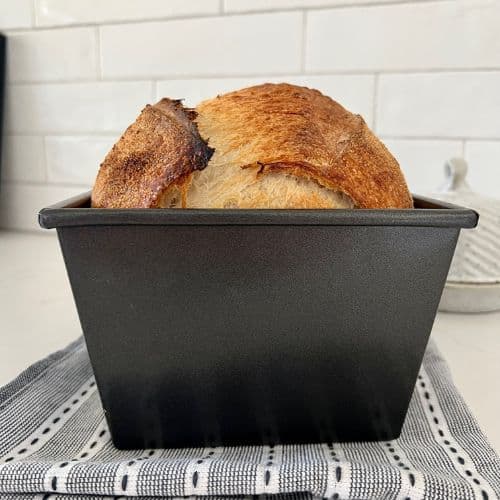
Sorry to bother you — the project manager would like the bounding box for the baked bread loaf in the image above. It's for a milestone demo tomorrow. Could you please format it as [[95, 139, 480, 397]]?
[[92, 83, 412, 209]]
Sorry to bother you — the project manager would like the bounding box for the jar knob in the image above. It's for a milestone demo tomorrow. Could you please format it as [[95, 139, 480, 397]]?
[[440, 158, 471, 193]]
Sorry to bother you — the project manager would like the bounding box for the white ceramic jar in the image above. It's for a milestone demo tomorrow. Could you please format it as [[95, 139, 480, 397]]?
[[433, 158, 500, 313]]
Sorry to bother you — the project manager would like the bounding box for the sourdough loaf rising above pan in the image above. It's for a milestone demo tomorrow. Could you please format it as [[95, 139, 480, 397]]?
[[92, 83, 412, 209]]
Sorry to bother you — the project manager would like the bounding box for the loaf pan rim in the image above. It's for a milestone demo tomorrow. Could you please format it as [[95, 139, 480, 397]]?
[[39, 191, 478, 229]]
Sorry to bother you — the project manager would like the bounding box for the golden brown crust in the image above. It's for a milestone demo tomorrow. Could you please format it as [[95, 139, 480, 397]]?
[[91, 99, 213, 208], [195, 83, 412, 209]]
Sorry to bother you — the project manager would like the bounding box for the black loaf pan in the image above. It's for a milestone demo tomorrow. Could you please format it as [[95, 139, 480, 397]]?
[[39, 193, 477, 449]]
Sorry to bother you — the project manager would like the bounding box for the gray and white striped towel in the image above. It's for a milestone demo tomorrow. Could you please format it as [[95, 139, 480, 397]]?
[[0, 337, 499, 500]]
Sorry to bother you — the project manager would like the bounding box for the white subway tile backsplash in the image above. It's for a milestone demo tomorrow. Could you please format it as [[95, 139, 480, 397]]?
[[6, 28, 97, 83], [157, 74, 374, 123], [306, 1, 500, 72], [382, 139, 462, 195], [465, 141, 500, 199], [6, 81, 152, 134], [1, 136, 46, 183], [0, 0, 33, 29], [45, 136, 116, 185], [100, 12, 302, 79], [377, 72, 500, 138], [1, 0, 500, 231], [35, 0, 219, 26], [224, 0, 397, 12], [0, 183, 84, 231]]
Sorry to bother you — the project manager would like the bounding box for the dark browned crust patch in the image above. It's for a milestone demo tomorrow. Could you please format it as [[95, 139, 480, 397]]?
[[91, 98, 213, 208]]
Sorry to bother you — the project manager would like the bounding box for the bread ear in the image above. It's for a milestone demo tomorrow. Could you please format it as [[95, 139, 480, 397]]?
[[91, 99, 212, 209]]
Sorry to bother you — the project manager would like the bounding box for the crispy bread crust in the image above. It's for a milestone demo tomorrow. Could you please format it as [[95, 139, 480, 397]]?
[[195, 83, 412, 209], [91, 99, 213, 208]]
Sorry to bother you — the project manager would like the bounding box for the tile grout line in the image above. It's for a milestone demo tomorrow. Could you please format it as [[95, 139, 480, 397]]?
[[372, 73, 379, 131], [2, 12, 223, 33], [379, 135, 500, 142], [300, 10, 307, 74], [41, 135, 49, 183], [95, 26, 102, 80], [30, 0, 37, 28], [6, 130, 138, 137], [7, 68, 500, 87], [221, 0, 451, 15], [3, 179, 92, 189], [6, 132, 120, 138]]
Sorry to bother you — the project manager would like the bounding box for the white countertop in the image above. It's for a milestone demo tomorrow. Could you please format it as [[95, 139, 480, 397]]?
[[1, 230, 498, 453]]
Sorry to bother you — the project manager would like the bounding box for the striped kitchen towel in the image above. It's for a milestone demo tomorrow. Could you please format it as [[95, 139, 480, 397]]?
[[0, 338, 499, 500]]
